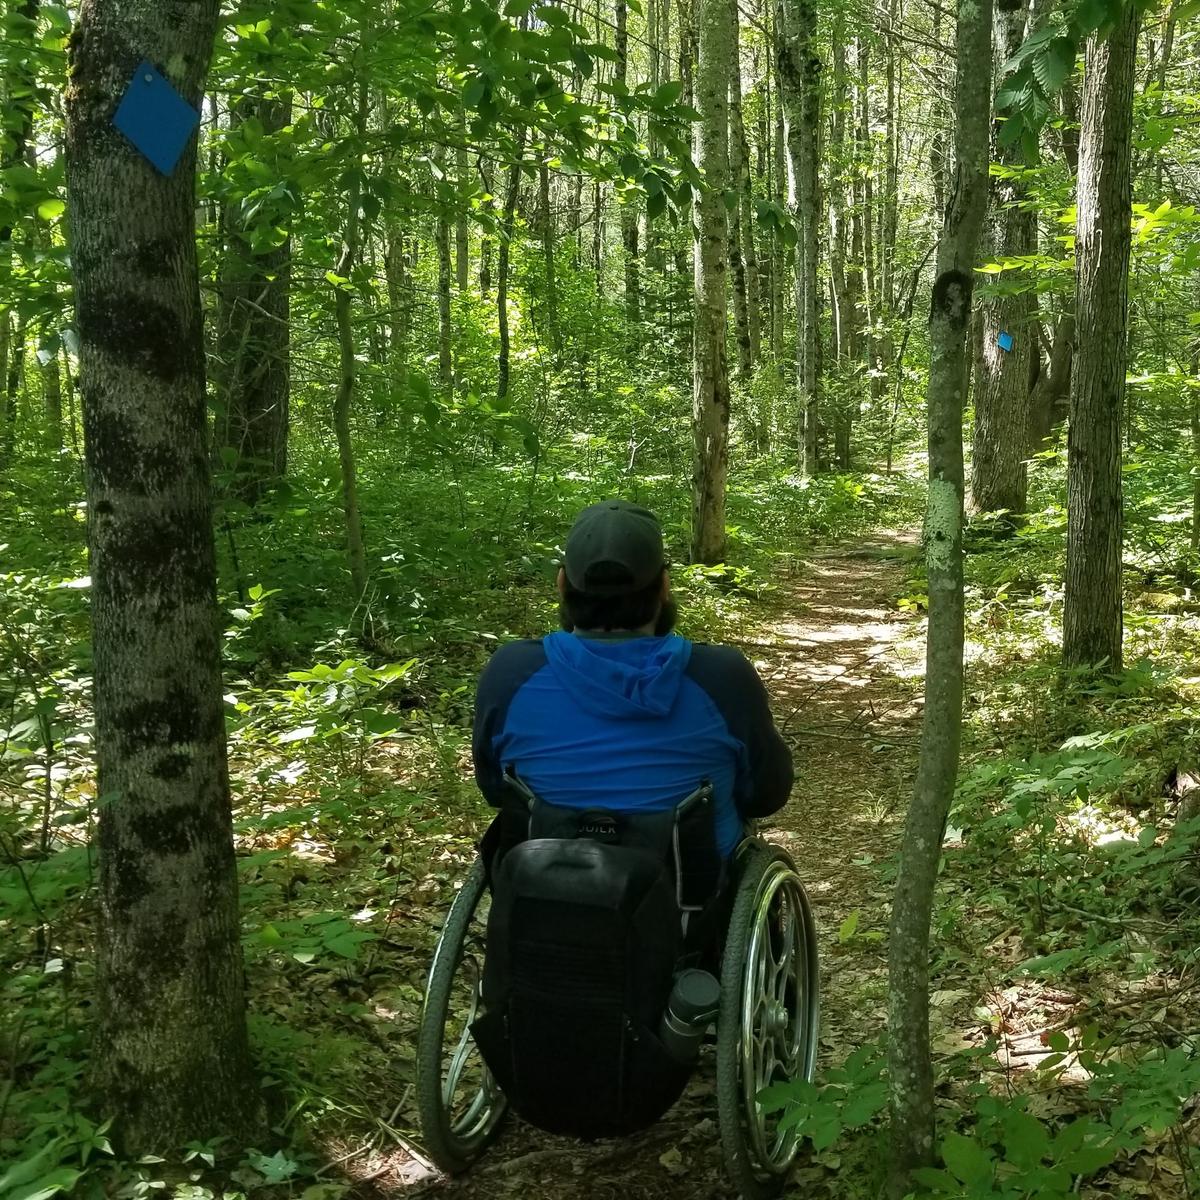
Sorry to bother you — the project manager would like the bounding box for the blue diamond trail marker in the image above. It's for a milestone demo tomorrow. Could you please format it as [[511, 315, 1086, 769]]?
[[113, 60, 200, 177], [997, 331, 1014, 353]]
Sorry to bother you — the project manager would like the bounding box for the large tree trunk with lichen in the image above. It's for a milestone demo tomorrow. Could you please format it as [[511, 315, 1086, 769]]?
[[691, 0, 732, 564], [971, 0, 1035, 521], [886, 0, 991, 1193], [65, 0, 258, 1154], [1063, 5, 1137, 672]]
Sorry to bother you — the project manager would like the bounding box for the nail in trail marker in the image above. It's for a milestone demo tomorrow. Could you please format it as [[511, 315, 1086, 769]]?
[[997, 331, 1014, 353], [113, 60, 200, 177]]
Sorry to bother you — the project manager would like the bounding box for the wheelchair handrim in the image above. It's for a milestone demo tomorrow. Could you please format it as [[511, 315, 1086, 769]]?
[[739, 863, 820, 1176], [439, 951, 503, 1143], [419, 866, 508, 1160]]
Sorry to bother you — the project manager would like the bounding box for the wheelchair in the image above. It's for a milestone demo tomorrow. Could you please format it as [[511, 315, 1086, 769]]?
[[415, 779, 820, 1199]]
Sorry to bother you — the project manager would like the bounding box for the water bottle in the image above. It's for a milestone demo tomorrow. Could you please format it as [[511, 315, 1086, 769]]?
[[659, 969, 721, 1064]]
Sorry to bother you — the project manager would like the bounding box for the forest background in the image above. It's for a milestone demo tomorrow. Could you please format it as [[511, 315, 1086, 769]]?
[[5, 0, 1200, 1196]]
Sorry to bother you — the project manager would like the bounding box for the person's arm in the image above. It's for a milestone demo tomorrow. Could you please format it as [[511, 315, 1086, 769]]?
[[732, 656, 794, 817], [471, 640, 548, 807], [686, 646, 794, 818]]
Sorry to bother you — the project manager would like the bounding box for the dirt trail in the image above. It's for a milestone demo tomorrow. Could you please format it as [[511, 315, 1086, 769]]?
[[396, 532, 925, 1200]]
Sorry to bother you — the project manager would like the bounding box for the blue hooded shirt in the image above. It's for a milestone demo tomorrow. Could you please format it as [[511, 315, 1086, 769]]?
[[473, 632, 794, 857]]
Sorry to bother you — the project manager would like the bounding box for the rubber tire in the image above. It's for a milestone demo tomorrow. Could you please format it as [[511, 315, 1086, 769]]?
[[415, 858, 507, 1174], [715, 841, 814, 1200]]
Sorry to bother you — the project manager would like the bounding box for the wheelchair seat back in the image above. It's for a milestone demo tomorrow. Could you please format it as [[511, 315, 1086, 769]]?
[[471, 784, 722, 1137]]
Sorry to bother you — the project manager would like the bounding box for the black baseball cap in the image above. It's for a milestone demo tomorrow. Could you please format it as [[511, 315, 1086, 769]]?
[[563, 500, 666, 596]]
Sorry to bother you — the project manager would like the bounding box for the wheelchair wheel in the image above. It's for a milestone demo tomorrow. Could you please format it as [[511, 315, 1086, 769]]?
[[416, 858, 508, 1173], [716, 841, 820, 1199]]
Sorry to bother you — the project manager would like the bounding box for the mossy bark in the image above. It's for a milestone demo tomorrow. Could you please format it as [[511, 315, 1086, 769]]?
[[65, 0, 258, 1154]]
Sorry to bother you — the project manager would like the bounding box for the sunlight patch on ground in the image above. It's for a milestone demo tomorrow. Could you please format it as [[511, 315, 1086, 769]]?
[[790, 621, 902, 645], [1064, 803, 1143, 848]]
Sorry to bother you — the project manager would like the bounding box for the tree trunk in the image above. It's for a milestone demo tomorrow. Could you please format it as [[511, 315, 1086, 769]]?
[[770, 78, 786, 372], [0, 0, 41, 395], [930, 2, 947, 222], [728, 0, 756, 383], [644, 0, 665, 314], [65, 0, 258, 1153], [2, 316, 25, 458], [497, 134, 527, 404], [213, 93, 291, 502], [880, 0, 900, 317], [886, 0, 991, 1192], [479, 160, 494, 294], [971, 0, 1036, 520], [691, 0, 732, 564], [540, 160, 561, 360], [1192, 288, 1199, 553], [778, 0, 820, 476], [456, 141, 470, 290], [384, 215, 411, 421], [615, 0, 641, 327], [435, 150, 454, 392], [858, 39, 880, 405], [1063, 4, 1137, 671], [1028, 311, 1074, 447], [1027, 81, 1079, 448], [829, 8, 854, 466], [333, 87, 369, 600], [33, 205, 65, 449], [41, 337, 63, 447]]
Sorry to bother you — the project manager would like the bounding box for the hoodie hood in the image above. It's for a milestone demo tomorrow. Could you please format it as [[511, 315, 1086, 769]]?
[[542, 631, 693, 719]]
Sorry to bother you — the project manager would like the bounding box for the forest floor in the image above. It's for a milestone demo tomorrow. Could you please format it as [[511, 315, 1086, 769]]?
[[384, 529, 926, 1200]]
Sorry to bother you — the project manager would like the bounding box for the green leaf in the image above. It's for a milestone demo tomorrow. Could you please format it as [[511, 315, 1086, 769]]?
[[941, 1131, 993, 1186], [324, 930, 375, 959], [12, 1170, 82, 1200], [1003, 1110, 1051, 1170], [569, 46, 594, 78], [36, 198, 64, 221], [911, 1168, 960, 1194], [1073, 0, 1112, 35], [808, 1112, 841, 1151], [842, 1080, 887, 1128], [463, 76, 488, 109], [0, 1141, 65, 1195], [838, 910, 859, 942], [654, 80, 684, 106]]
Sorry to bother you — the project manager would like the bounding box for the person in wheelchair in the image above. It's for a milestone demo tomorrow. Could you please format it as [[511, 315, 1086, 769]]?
[[467, 499, 795, 1141]]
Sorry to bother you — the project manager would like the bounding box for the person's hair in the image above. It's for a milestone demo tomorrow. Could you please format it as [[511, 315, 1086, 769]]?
[[560, 567, 672, 633]]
